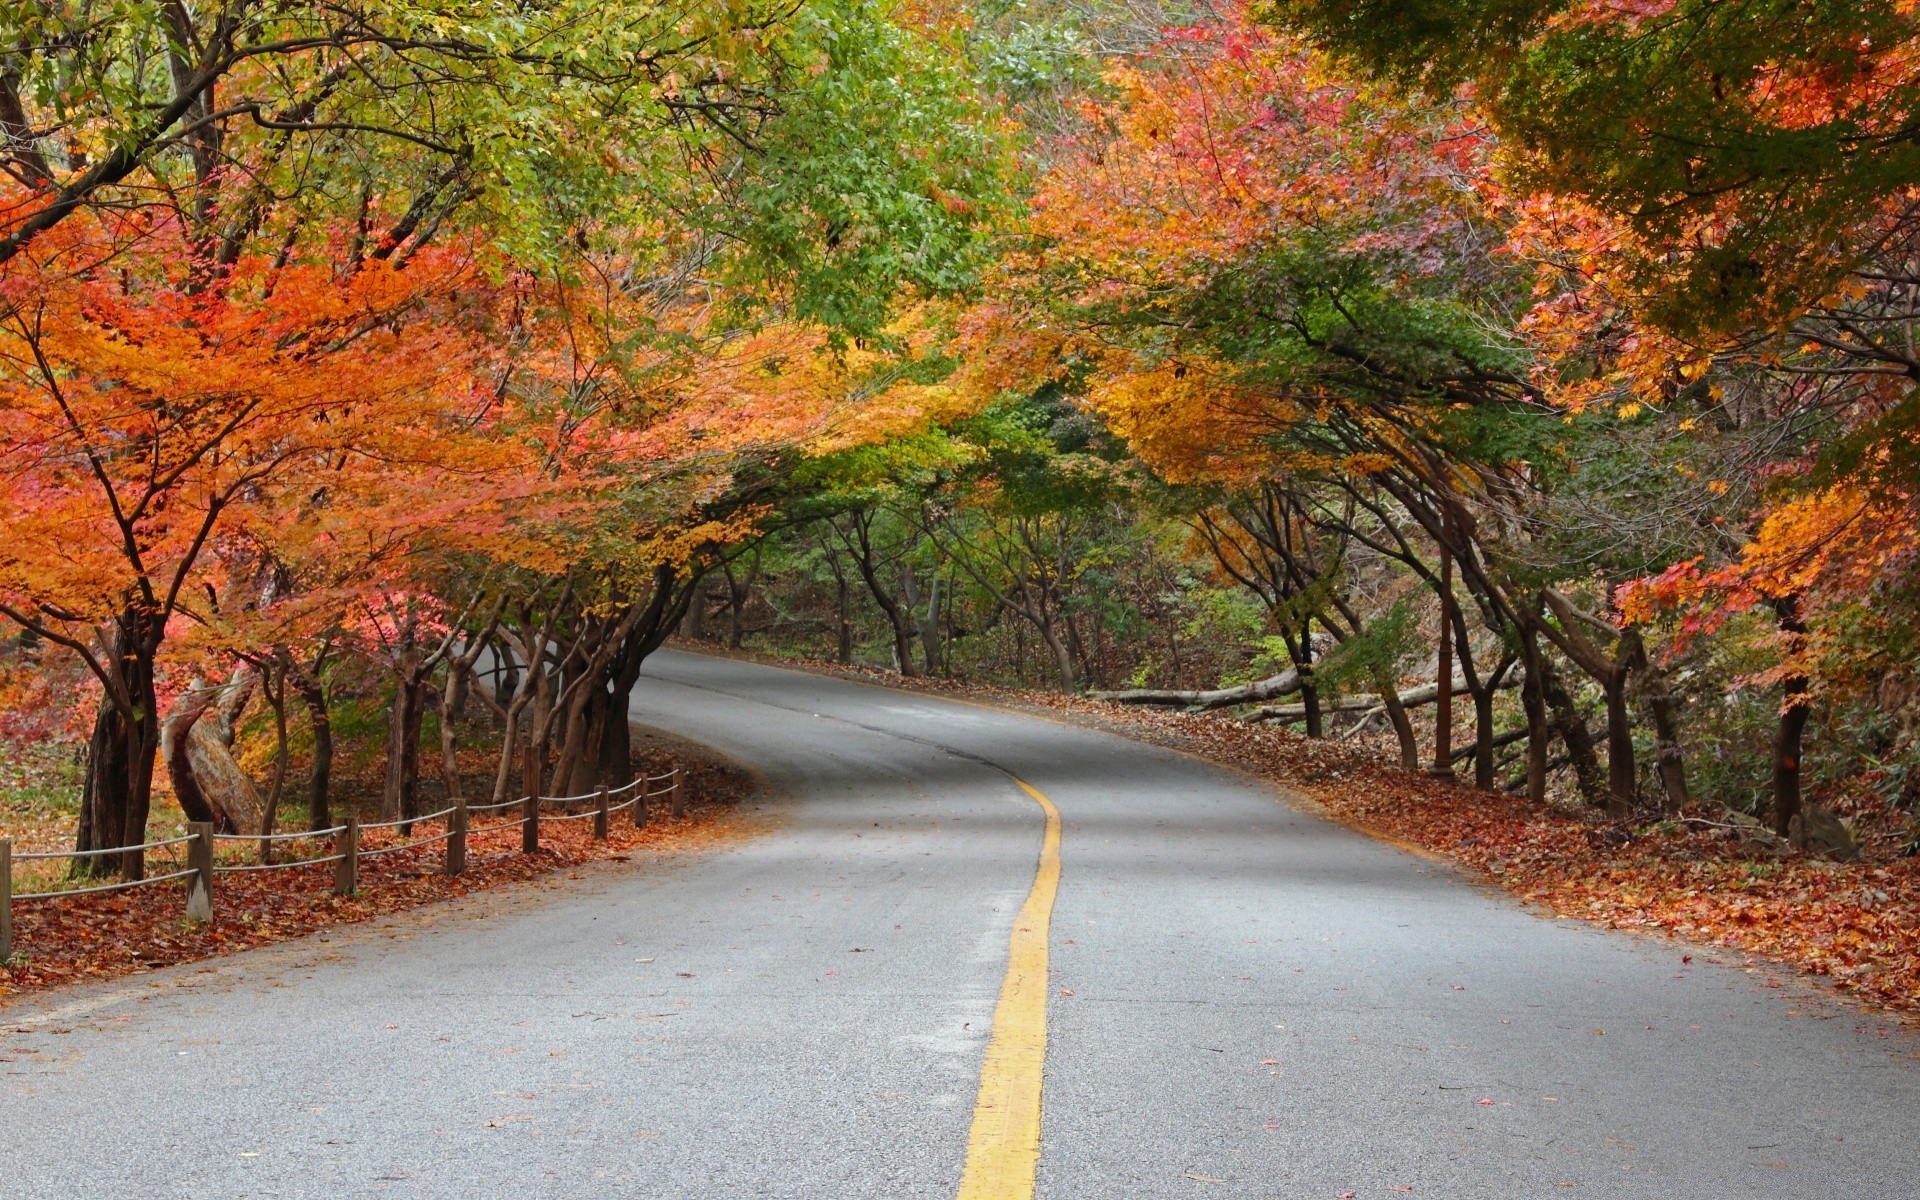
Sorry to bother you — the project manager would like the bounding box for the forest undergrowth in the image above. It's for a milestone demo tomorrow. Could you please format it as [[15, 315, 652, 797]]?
[[0, 734, 756, 1001], [705, 643, 1920, 1027]]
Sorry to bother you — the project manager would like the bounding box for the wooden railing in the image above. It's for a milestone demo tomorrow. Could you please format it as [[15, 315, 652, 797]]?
[[0, 768, 684, 961]]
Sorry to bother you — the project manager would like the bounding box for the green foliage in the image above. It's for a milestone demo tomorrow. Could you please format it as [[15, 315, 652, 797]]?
[[1315, 600, 1421, 698], [723, 2, 1014, 338], [1275, 0, 1920, 330]]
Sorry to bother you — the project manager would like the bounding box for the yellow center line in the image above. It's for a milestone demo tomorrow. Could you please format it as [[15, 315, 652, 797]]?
[[956, 777, 1062, 1200]]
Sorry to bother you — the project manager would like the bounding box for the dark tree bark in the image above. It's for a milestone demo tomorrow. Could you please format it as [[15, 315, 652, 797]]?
[[1518, 626, 1550, 805], [71, 613, 162, 879], [835, 512, 918, 675], [383, 673, 426, 822], [1283, 621, 1323, 738], [77, 698, 133, 878], [1771, 596, 1811, 836], [721, 547, 761, 650], [1622, 628, 1691, 813], [1600, 674, 1635, 817], [1538, 658, 1607, 809], [293, 664, 333, 831], [818, 534, 855, 663], [1472, 669, 1499, 791], [1374, 669, 1421, 770]]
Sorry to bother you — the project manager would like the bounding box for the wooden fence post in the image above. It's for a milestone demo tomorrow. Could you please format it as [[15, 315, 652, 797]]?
[[633, 778, 649, 829], [447, 798, 468, 876], [594, 787, 609, 841], [1, 839, 12, 963], [522, 792, 539, 854], [669, 767, 686, 820], [185, 823, 214, 925], [335, 816, 359, 896]]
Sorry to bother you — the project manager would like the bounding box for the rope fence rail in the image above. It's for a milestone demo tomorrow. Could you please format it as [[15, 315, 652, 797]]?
[[0, 766, 688, 961], [13, 834, 197, 862], [212, 825, 348, 844]]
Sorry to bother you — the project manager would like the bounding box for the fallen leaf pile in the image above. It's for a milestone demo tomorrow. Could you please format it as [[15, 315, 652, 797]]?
[[717, 644, 1920, 1024], [0, 752, 757, 999]]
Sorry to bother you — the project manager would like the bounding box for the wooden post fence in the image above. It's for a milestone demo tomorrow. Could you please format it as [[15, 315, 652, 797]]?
[[335, 816, 359, 895], [634, 779, 649, 829], [669, 767, 686, 820], [522, 792, 539, 854], [447, 799, 468, 877], [185, 823, 214, 924], [1, 838, 12, 962], [594, 787, 610, 841]]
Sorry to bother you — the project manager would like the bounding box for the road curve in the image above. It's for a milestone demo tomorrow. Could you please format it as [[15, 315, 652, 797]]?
[[3, 648, 1917, 1198]]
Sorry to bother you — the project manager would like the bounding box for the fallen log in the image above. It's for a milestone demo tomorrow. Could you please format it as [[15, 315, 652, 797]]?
[[1090, 667, 1305, 711], [1089, 634, 1337, 711], [1245, 671, 1522, 723]]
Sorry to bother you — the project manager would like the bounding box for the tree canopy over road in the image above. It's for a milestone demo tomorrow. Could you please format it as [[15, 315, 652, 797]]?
[[2, 0, 1918, 935]]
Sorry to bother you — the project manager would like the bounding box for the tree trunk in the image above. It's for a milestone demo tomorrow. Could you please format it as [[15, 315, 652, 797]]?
[[682, 584, 709, 640], [599, 684, 633, 788], [1772, 681, 1811, 838], [843, 519, 917, 675], [1472, 680, 1497, 791], [75, 620, 162, 879], [1624, 629, 1691, 813], [1538, 659, 1606, 808], [401, 682, 424, 821], [492, 699, 523, 806], [296, 671, 333, 831], [548, 677, 597, 799], [490, 635, 520, 709], [121, 697, 159, 881], [1602, 674, 1634, 817], [440, 663, 466, 805], [1771, 596, 1811, 836], [259, 667, 290, 863], [77, 698, 132, 878], [383, 674, 425, 822], [1036, 613, 1077, 693], [160, 681, 237, 832], [898, 558, 950, 672], [868, 567, 919, 677], [1519, 630, 1550, 806], [522, 719, 545, 807], [718, 547, 762, 651], [836, 571, 854, 663], [1291, 624, 1323, 738], [1431, 535, 1456, 778], [1374, 670, 1420, 770]]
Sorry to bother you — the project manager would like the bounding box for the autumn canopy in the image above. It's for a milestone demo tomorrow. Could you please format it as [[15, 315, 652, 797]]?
[[4, 0, 1920, 892]]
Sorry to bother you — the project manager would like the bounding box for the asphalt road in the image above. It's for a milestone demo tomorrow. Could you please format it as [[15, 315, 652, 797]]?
[[4, 649, 1918, 1198]]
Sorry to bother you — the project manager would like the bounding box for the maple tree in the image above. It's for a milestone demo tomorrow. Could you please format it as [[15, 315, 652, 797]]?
[[4, 0, 1919, 1014], [686, 0, 1917, 875], [0, 0, 1006, 875]]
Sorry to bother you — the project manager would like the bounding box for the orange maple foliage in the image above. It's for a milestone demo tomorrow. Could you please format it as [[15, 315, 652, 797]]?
[[962, 8, 1491, 487]]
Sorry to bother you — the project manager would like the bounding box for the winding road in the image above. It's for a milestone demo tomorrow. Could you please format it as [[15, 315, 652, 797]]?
[[4, 649, 1918, 1198]]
